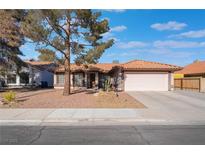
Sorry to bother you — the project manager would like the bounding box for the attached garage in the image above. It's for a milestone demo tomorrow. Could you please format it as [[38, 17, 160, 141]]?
[[124, 73, 169, 91], [122, 60, 182, 92]]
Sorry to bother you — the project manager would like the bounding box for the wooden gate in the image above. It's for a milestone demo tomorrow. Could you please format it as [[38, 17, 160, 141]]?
[[174, 78, 201, 92]]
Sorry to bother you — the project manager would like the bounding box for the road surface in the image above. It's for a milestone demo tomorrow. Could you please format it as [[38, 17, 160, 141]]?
[[1, 125, 205, 145]]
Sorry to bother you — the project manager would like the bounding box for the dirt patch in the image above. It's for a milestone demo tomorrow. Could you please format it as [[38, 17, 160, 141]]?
[[95, 91, 145, 108], [0, 89, 145, 108]]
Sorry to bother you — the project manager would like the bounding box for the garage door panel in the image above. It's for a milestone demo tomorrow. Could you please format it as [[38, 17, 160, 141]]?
[[125, 73, 168, 91]]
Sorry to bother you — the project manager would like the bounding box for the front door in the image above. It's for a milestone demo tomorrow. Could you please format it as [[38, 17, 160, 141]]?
[[88, 73, 96, 88]]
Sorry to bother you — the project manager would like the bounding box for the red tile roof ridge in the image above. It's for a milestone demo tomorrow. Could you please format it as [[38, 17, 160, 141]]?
[[122, 59, 181, 68]]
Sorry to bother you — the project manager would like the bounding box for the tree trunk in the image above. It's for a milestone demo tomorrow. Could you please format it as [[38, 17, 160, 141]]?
[[63, 54, 70, 96], [63, 16, 71, 96]]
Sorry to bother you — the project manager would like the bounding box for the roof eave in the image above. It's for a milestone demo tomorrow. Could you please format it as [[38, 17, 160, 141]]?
[[184, 72, 205, 76], [123, 68, 182, 72]]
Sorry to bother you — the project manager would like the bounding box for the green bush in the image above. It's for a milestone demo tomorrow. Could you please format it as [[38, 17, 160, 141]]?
[[3, 91, 16, 104]]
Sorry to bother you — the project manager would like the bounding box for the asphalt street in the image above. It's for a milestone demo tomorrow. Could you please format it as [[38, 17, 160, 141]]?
[[1, 125, 205, 145]]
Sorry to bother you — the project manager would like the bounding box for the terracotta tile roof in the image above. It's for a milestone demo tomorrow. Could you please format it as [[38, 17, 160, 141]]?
[[55, 63, 120, 73], [122, 60, 181, 71], [25, 61, 55, 72], [175, 61, 205, 75], [55, 60, 181, 73], [55, 64, 84, 73], [25, 61, 54, 66], [90, 63, 121, 72]]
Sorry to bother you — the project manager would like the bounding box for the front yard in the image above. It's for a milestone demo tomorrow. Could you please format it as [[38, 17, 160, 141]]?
[[0, 89, 145, 108]]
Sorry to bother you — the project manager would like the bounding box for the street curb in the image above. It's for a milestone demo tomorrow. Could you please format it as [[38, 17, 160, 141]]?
[[1, 119, 205, 126]]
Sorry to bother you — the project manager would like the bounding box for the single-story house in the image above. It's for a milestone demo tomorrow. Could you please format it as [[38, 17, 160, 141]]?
[[174, 60, 205, 92], [0, 61, 55, 88], [54, 60, 181, 91]]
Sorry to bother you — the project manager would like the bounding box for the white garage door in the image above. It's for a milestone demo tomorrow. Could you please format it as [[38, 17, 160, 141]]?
[[125, 73, 169, 91]]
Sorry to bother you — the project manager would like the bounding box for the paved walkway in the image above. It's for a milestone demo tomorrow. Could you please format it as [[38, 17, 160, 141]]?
[[0, 91, 205, 126], [0, 109, 160, 125]]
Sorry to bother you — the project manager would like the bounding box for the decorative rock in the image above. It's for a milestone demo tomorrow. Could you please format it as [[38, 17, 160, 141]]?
[[93, 92, 99, 97]]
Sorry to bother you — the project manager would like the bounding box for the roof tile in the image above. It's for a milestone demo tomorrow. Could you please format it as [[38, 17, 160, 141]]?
[[25, 61, 53, 66], [122, 60, 181, 71], [55, 60, 181, 73], [175, 61, 205, 75]]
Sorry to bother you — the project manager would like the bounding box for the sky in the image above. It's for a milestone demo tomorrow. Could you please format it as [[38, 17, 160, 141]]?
[[20, 9, 205, 66]]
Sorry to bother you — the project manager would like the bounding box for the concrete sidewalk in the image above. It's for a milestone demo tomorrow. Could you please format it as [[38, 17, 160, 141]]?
[[1, 108, 205, 126]]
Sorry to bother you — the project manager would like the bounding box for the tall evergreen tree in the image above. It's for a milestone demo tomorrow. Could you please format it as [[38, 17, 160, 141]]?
[[22, 10, 114, 95], [38, 49, 56, 62], [0, 10, 26, 74]]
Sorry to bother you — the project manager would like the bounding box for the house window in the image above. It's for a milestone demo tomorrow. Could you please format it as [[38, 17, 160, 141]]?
[[7, 74, 16, 84], [99, 74, 110, 89], [73, 73, 84, 87], [20, 72, 29, 84], [57, 74, 64, 84]]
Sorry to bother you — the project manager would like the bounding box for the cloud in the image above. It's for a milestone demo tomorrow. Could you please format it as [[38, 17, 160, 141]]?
[[151, 21, 187, 31], [153, 40, 205, 48], [105, 48, 194, 60], [103, 17, 110, 21], [111, 25, 127, 32], [117, 41, 148, 49], [101, 17, 110, 22], [105, 52, 139, 58], [102, 25, 126, 41], [144, 48, 194, 58], [169, 29, 205, 38], [103, 9, 126, 13], [101, 32, 119, 42], [102, 31, 114, 38]]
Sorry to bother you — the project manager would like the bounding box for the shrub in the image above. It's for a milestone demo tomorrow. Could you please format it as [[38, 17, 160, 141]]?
[[104, 79, 112, 92], [3, 91, 16, 104]]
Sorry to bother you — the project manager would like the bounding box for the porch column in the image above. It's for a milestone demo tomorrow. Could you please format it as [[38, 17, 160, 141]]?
[[16, 75, 20, 86], [95, 72, 99, 87], [54, 74, 57, 85], [70, 73, 73, 87], [84, 72, 87, 87], [29, 66, 34, 86], [5, 75, 8, 85]]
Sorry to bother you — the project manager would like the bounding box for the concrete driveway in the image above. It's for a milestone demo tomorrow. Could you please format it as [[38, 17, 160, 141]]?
[[128, 91, 205, 123]]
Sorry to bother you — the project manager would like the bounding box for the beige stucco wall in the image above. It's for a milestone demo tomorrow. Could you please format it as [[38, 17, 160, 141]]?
[[168, 72, 174, 91], [200, 77, 205, 92]]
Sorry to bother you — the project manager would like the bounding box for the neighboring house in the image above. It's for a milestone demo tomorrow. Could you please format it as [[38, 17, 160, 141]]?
[[1, 61, 55, 88], [54, 60, 181, 91], [174, 60, 205, 92]]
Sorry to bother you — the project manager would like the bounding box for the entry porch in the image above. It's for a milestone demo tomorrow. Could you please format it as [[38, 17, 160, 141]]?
[[54, 71, 112, 90]]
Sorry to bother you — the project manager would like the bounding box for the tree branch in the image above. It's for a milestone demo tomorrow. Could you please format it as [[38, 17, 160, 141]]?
[[45, 17, 67, 41], [43, 39, 66, 57], [56, 23, 70, 37]]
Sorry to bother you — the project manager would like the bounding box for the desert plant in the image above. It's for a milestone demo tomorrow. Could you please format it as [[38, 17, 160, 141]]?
[[104, 79, 112, 92], [3, 91, 16, 104]]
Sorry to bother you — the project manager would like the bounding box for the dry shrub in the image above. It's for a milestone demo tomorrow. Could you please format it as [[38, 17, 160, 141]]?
[[3, 91, 16, 105]]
